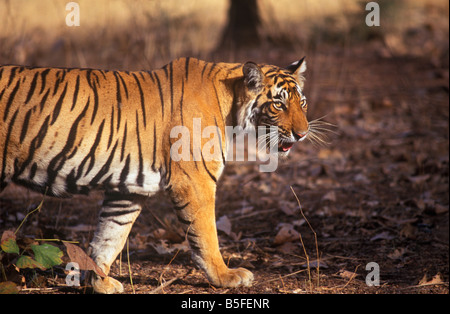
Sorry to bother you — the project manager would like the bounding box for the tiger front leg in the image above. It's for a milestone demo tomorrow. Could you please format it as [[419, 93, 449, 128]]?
[[88, 193, 145, 294], [172, 181, 254, 288]]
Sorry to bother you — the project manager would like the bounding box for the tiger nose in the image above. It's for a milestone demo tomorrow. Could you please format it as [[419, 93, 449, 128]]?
[[293, 131, 308, 141]]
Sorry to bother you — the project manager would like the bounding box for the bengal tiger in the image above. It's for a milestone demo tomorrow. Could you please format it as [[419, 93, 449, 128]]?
[[0, 57, 309, 293]]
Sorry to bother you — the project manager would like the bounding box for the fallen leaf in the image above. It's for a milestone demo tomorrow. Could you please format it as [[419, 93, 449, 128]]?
[[216, 215, 232, 236], [273, 224, 300, 245], [388, 247, 408, 260], [1, 230, 19, 254], [321, 191, 337, 202], [338, 270, 359, 280], [418, 273, 444, 286], [63, 242, 106, 277]]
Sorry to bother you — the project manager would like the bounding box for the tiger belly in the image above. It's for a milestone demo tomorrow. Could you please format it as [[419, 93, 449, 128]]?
[[11, 155, 162, 197]]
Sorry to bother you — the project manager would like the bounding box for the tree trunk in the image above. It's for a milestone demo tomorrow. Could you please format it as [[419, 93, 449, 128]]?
[[218, 0, 261, 51]]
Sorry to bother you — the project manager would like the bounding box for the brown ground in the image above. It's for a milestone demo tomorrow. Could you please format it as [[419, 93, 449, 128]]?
[[0, 0, 448, 295], [1, 46, 448, 294]]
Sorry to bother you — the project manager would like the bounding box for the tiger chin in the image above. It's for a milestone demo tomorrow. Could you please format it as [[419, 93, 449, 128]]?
[[0, 57, 309, 293]]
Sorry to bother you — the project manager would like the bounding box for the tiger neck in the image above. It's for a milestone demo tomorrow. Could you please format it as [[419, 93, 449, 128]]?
[[212, 62, 253, 130]]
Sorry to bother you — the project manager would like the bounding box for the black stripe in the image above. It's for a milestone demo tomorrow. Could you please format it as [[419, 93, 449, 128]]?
[[169, 62, 174, 114], [25, 71, 39, 104], [201, 152, 217, 183], [52, 70, 65, 96], [103, 199, 134, 208], [78, 120, 105, 177], [154, 74, 164, 118], [107, 104, 114, 149], [135, 111, 144, 186], [179, 78, 184, 126], [100, 208, 140, 219], [90, 81, 99, 125], [120, 122, 127, 161], [177, 216, 192, 225], [29, 163, 37, 180], [39, 89, 50, 113], [1, 109, 19, 183], [6, 67, 18, 86], [14, 115, 50, 178], [201, 63, 208, 80], [114, 72, 122, 130], [50, 82, 68, 125], [131, 73, 147, 128], [48, 103, 90, 187], [188, 239, 201, 251], [147, 71, 156, 84], [0, 87, 6, 103], [185, 57, 190, 80], [173, 202, 189, 211], [89, 140, 118, 186], [39, 69, 50, 94], [19, 109, 33, 143], [151, 122, 157, 171], [70, 75, 80, 111], [118, 74, 128, 99], [208, 62, 217, 78], [114, 71, 122, 105], [3, 79, 20, 122], [165, 154, 172, 184], [187, 230, 199, 238], [119, 154, 131, 193]]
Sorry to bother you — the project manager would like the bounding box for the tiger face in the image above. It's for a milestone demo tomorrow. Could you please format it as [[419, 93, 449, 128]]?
[[241, 58, 309, 156]]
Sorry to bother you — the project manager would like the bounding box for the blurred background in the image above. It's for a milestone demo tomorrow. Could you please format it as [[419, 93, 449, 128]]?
[[1, 0, 448, 68], [0, 0, 448, 293]]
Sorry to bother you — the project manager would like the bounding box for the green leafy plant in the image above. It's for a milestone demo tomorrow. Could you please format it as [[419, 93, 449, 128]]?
[[1, 196, 106, 294], [0, 196, 64, 293], [0, 230, 64, 293]]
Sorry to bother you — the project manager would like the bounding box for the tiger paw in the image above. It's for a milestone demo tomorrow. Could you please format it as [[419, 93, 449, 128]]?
[[91, 275, 124, 294], [215, 267, 254, 288]]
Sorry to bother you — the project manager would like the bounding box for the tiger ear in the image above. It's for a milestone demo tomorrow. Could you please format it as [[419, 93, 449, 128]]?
[[243, 62, 264, 93], [285, 57, 307, 81]]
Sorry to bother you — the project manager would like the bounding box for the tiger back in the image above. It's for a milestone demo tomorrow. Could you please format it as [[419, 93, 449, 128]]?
[[0, 57, 309, 293]]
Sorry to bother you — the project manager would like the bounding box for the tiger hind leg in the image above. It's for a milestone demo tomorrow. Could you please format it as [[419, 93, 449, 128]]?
[[88, 193, 145, 294]]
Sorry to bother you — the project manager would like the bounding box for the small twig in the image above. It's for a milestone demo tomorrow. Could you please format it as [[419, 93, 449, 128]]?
[[15, 190, 47, 235], [126, 238, 135, 294], [341, 265, 360, 290], [33, 239, 79, 244], [255, 269, 307, 285], [148, 276, 181, 294], [290, 186, 320, 287]]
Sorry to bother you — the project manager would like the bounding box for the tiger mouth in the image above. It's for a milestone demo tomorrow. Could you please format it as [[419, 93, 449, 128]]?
[[278, 140, 295, 152]]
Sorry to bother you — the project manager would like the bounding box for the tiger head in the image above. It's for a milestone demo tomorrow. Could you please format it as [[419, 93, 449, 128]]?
[[239, 57, 309, 157]]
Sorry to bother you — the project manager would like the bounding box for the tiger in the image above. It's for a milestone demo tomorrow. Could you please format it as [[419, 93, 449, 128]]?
[[0, 57, 309, 293]]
